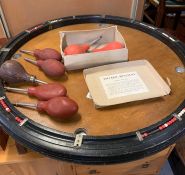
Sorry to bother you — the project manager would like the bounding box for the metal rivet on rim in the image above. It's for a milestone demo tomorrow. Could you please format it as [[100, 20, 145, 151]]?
[[98, 23, 110, 28], [176, 66, 185, 73], [12, 53, 22, 59], [74, 128, 87, 147]]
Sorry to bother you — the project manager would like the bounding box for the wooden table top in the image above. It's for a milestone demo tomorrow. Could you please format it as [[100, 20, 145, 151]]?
[[6, 23, 185, 136]]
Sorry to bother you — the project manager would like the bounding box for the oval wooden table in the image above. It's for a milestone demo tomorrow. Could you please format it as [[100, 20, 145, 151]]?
[[0, 15, 184, 174]]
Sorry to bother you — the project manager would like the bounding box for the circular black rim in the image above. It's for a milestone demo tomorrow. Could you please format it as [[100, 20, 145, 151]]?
[[0, 15, 185, 165]]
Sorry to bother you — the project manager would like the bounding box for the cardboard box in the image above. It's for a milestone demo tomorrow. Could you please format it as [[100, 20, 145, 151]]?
[[83, 60, 171, 108], [60, 26, 128, 70]]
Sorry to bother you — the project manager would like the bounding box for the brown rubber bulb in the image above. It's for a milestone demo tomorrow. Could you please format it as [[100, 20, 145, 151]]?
[[36, 59, 65, 77], [37, 97, 78, 119], [34, 48, 62, 61], [28, 83, 67, 100], [0, 60, 33, 84]]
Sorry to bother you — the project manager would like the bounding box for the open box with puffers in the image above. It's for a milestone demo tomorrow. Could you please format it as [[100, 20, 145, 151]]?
[[60, 26, 128, 70]]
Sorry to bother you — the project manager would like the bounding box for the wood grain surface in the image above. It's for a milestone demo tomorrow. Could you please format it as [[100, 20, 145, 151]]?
[[0, 141, 175, 175], [0, 128, 9, 151], [0, 137, 42, 165], [6, 23, 185, 136]]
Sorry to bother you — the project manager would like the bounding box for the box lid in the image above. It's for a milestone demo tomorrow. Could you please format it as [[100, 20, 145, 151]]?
[[83, 60, 171, 108]]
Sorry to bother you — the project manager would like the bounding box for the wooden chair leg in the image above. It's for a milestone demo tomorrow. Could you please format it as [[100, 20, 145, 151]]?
[[15, 141, 28, 154], [0, 127, 9, 151], [155, 0, 165, 28], [173, 11, 181, 30], [155, 11, 165, 27]]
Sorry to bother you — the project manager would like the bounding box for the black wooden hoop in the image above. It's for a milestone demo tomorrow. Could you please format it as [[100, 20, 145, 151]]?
[[0, 15, 184, 165]]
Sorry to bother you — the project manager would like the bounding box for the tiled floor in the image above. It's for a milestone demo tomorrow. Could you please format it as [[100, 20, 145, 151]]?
[[160, 161, 174, 175]]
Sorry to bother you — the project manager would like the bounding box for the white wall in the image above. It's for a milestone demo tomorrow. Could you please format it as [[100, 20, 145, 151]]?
[[0, 0, 144, 36]]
